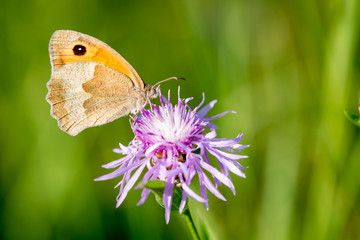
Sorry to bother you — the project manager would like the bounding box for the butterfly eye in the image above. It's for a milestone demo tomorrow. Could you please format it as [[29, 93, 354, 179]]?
[[73, 44, 87, 56]]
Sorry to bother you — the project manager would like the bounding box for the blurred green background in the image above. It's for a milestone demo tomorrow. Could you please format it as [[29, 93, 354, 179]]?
[[1, 0, 360, 239]]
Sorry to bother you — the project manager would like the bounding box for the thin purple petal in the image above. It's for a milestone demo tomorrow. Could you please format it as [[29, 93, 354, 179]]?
[[116, 164, 147, 208], [202, 111, 236, 122], [164, 177, 175, 224], [197, 100, 217, 118], [181, 182, 207, 203], [199, 161, 235, 193], [137, 188, 151, 206]]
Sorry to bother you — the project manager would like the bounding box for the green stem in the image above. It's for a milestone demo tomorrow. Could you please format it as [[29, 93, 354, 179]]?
[[183, 208, 201, 240]]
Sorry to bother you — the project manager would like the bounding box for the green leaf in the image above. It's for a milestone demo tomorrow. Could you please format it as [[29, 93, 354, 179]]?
[[154, 185, 188, 212], [141, 180, 166, 195], [344, 109, 360, 127], [171, 187, 188, 212], [154, 193, 165, 209]]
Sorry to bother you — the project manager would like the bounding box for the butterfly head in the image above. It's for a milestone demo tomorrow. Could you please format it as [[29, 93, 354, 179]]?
[[144, 84, 160, 100]]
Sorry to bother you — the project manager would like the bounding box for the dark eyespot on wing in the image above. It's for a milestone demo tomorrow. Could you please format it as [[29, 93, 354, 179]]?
[[73, 44, 87, 56]]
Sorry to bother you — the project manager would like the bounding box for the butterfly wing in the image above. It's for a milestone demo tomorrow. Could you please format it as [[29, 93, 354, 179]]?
[[46, 61, 145, 136], [49, 30, 144, 89]]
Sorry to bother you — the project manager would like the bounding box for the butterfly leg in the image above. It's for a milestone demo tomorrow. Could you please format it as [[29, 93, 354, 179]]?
[[128, 115, 141, 149]]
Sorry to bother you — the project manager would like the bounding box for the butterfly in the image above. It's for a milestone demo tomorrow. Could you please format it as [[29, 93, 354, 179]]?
[[46, 30, 180, 136]]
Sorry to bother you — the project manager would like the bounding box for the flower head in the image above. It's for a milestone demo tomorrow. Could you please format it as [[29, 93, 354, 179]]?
[[96, 89, 249, 223]]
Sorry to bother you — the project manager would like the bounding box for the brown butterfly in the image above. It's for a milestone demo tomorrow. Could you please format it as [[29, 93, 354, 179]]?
[[46, 30, 180, 136]]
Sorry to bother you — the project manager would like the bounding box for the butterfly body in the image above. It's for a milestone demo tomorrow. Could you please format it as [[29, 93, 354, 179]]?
[[46, 30, 158, 136]]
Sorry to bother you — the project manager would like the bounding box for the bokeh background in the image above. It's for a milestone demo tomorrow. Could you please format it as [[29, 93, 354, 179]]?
[[1, 0, 360, 239]]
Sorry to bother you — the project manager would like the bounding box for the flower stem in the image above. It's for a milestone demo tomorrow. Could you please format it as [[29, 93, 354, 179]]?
[[183, 208, 201, 240]]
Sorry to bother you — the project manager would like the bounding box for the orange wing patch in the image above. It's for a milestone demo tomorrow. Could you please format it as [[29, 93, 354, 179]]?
[[49, 30, 144, 89]]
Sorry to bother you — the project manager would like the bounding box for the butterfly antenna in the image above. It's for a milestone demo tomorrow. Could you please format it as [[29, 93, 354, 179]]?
[[153, 77, 185, 87]]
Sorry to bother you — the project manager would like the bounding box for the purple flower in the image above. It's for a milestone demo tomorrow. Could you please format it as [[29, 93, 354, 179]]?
[[95, 89, 249, 223]]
